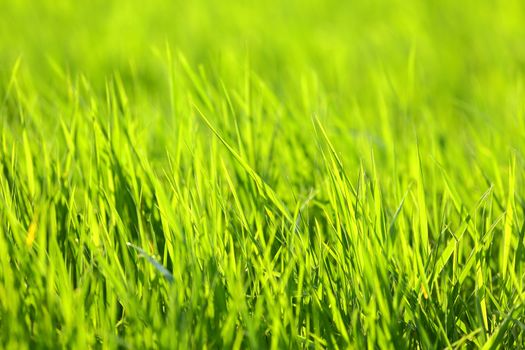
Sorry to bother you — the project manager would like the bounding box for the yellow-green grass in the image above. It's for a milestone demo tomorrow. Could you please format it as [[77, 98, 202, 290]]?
[[1, 0, 524, 348]]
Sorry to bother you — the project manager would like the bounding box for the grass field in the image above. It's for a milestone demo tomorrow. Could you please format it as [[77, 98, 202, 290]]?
[[1, 0, 525, 348]]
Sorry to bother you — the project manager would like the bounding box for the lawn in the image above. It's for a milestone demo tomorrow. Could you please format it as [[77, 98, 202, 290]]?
[[1, 0, 524, 348]]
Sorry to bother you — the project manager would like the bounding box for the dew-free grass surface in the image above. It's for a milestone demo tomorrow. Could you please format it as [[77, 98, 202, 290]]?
[[1, 0, 525, 348]]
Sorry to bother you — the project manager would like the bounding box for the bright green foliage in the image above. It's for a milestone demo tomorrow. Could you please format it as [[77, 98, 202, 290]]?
[[1, 0, 525, 348]]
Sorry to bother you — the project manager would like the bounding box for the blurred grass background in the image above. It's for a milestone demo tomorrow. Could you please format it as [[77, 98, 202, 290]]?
[[2, 0, 524, 91], [2, 0, 524, 201]]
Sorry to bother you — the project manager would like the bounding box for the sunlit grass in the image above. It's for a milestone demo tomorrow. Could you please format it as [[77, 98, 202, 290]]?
[[1, 0, 524, 348]]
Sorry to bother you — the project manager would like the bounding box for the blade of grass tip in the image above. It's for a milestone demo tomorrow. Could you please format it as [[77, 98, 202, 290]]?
[[3, 56, 22, 104], [313, 116, 343, 174], [22, 130, 36, 199], [500, 155, 515, 279], [313, 116, 358, 197], [127, 242, 174, 283], [389, 184, 412, 235], [194, 104, 293, 224], [432, 219, 468, 285], [220, 159, 249, 230], [177, 51, 215, 113], [415, 138, 429, 254]]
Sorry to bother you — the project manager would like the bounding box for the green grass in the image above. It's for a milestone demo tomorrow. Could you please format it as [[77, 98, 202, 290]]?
[[1, 0, 525, 348]]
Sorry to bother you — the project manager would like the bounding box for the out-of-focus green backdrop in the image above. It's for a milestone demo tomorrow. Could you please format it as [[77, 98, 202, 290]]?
[[2, 0, 524, 171], [2, 0, 524, 92]]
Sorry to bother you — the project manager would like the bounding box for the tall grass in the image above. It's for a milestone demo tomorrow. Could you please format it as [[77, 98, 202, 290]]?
[[1, 0, 524, 348]]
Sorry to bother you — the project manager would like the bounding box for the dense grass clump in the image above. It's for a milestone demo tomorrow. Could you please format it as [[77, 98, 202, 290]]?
[[1, 0, 525, 348]]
